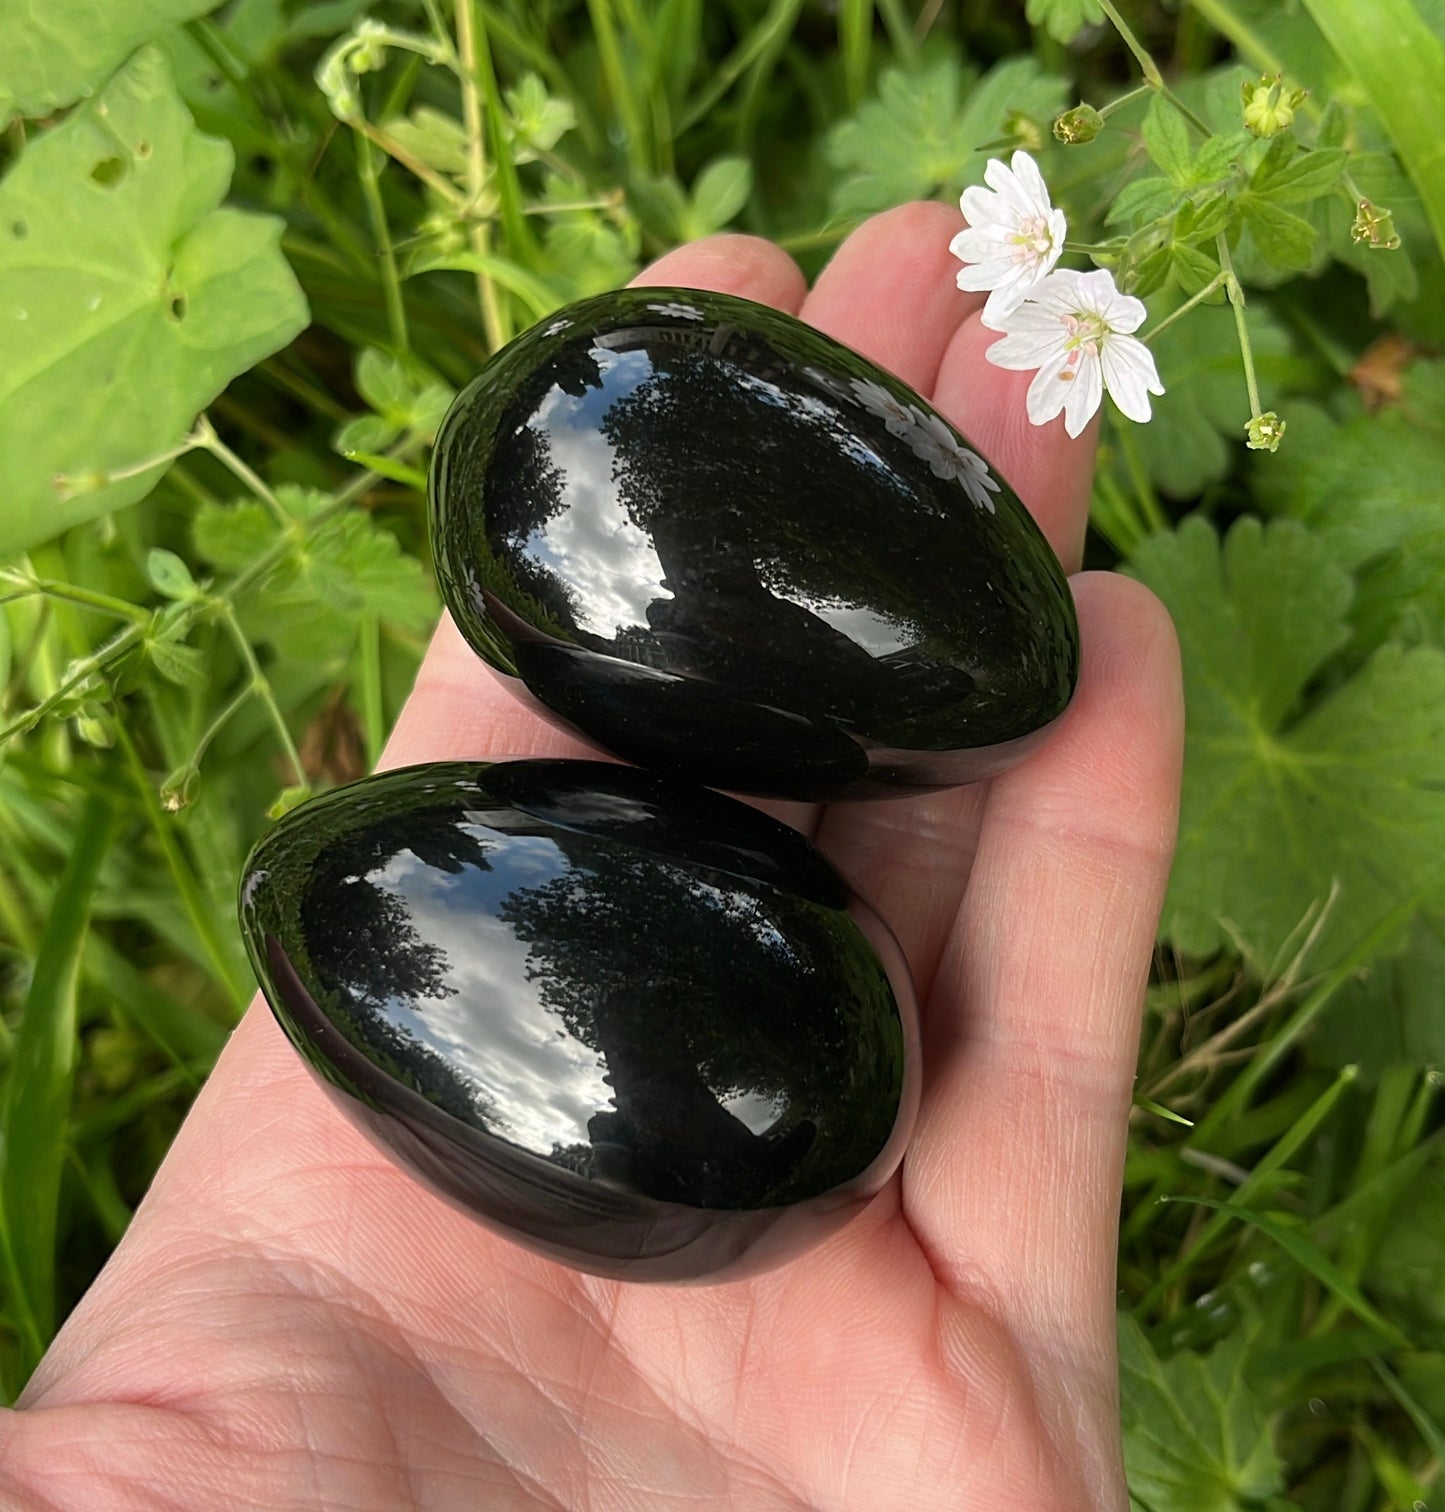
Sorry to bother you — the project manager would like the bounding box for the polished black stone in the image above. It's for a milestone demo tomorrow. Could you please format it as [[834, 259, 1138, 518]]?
[[240, 759, 918, 1281], [431, 287, 1080, 800]]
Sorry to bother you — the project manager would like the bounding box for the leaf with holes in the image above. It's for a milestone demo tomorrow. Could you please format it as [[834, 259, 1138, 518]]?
[[0, 0, 224, 120], [0, 47, 307, 560], [1129, 516, 1445, 970]]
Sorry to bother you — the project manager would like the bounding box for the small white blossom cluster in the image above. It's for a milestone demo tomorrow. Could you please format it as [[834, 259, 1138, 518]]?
[[851, 377, 1001, 513], [950, 151, 1164, 439]]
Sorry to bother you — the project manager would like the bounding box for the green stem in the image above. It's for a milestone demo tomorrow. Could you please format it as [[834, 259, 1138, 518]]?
[[0, 624, 144, 746], [455, 0, 508, 350], [5, 581, 150, 624], [357, 613, 385, 770], [1141, 270, 1228, 341], [355, 135, 410, 355], [1115, 419, 1168, 534], [1095, 0, 1165, 85], [1099, 82, 1152, 120], [586, 0, 649, 173], [195, 417, 289, 528], [1095, 0, 1213, 135], [217, 605, 305, 789], [116, 724, 251, 1013], [1215, 232, 1263, 417]]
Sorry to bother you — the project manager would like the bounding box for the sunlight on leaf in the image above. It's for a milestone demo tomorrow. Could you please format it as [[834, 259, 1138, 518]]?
[[0, 47, 308, 559]]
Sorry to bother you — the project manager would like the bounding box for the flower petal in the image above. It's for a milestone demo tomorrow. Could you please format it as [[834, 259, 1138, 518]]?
[[1008, 150, 1051, 215], [1025, 360, 1073, 428], [985, 326, 1067, 370], [1100, 334, 1165, 422], [1062, 355, 1104, 438]]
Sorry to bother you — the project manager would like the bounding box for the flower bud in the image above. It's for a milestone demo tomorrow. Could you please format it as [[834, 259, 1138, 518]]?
[[1351, 199, 1402, 251], [1241, 74, 1307, 138], [1245, 411, 1286, 453], [1053, 103, 1104, 146], [1004, 109, 1047, 154]]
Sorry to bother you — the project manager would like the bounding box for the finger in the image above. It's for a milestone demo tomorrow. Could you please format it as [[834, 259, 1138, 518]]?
[[931, 314, 1097, 573], [379, 234, 809, 780], [635, 229, 808, 309], [904, 573, 1182, 1363], [801, 200, 980, 395]]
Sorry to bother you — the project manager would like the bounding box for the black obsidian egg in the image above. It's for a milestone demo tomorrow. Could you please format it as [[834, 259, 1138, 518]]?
[[240, 759, 918, 1281], [431, 287, 1079, 800]]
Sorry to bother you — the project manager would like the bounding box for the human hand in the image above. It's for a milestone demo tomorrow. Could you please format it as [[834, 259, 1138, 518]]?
[[1, 204, 1183, 1512]]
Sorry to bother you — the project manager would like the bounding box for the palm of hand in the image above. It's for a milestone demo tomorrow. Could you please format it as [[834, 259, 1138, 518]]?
[[3, 206, 1182, 1512]]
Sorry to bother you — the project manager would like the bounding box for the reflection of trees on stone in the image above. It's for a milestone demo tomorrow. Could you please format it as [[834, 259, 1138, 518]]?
[[298, 812, 504, 1132], [477, 371, 584, 639], [303, 812, 495, 1012], [497, 836, 901, 1207], [596, 345, 1004, 739]]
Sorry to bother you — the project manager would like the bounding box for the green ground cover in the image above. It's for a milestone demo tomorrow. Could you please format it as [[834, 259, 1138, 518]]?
[[2, 2, 1444, 1506]]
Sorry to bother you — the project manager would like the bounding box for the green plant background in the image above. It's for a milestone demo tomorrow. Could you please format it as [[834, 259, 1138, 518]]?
[[2, 2, 1444, 1507]]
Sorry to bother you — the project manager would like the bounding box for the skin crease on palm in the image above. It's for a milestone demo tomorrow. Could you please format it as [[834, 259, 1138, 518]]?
[[0, 202, 1183, 1512]]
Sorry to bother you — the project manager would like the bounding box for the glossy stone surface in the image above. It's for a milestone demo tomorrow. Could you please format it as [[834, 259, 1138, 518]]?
[[240, 759, 918, 1281], [432, 287, 1079, 799]]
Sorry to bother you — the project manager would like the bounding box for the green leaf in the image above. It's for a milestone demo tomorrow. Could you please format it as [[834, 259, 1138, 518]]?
[[0, 0, 223, 120], [503, 72, 576, 163], [684, 156, 752, 238], [145, 547, 197, 601], [1143, 95, 1192, 185], [1106, 176, 1181, 230], [406, 247, 561, 318], [1024, 0, 1102, 44], [1252, 143, 1347, 205], [0, 794, 113, 1379], [1253, 368, 1445, 652], [334, 414, 402, 458], [0, 48, 308, 560], [1300, 0, 1445, 257], [1129, 516, 1445, 968], [1241, 196, 1319, 268], [194, 491, 435, 663], [1191, 130, 1254, 186], [1310, 911, 1445, 1078], [826, 57, 1068, 215], [147, 636, 206, 688], [1119, 1315, 1285, 1512], [1131, 300, 1292, 496], [354, 349, 413, 420]]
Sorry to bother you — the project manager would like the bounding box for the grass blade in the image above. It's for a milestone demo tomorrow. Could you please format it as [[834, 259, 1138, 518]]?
[[0, 791, 113, 1394], [1159, 1196, 1409, 1350], [1298, 0, 1445, 255]]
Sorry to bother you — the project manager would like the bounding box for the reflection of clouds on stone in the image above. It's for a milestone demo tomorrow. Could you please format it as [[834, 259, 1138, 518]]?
[[905, 406, 1001, 515], [373, 845, 614, 1153], [720, 1087, 787, 1136], [646, 301, 705, 320], [525, 355, 672, 637], [800, 599, 911, 657], [850, 377, 915, 438], [543, 317, 574, 337]]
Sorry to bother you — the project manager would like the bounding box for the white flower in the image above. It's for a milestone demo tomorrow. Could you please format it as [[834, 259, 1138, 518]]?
[[850, 377, 916, 437], [907, 406, 1001, 513], [950, 151, 1068, 323], [984, 268, 1164, 439]]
